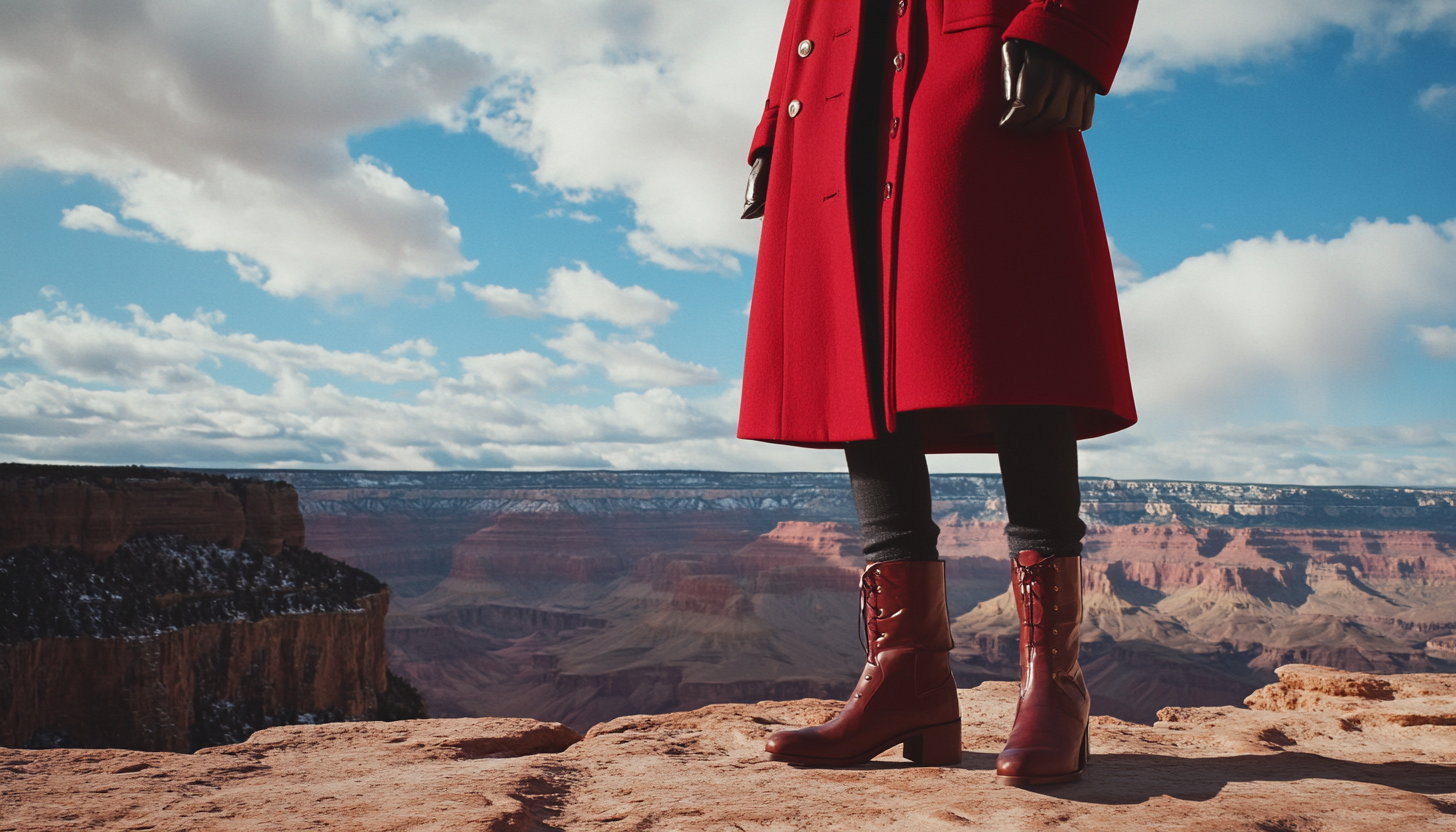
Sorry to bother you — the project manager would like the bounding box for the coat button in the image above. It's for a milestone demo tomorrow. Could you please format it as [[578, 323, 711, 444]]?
[[889, 117, 899, 138], [897, 0, 907, 15], [893, 52, 905, 72], [797, 39, 813, 58], [883, 181, 893, 200], [787, 99, 801, 118]]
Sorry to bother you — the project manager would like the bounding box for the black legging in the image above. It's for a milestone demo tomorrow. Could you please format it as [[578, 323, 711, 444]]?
[[846, 407, 1086, 562]]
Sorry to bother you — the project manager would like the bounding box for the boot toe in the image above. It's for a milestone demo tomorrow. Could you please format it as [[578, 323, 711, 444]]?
[[995, 745, 1078, 780], [764, 727, 810, 756]]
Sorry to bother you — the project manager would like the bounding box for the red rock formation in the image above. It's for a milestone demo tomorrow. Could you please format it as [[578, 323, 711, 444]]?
[[448, 513, 768, 585], [304, 512, 494, 589], [0, 473, 304, 562], [1, 592, 388, 753]]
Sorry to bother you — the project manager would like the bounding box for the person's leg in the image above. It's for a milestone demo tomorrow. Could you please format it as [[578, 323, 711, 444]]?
[[986, 405, 1090, 786], [844, 412, 941, 563], [987, 405, 1085, 558], [763, 412, 960, 766]]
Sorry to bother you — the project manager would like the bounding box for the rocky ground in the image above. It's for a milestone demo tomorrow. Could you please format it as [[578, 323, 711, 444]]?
[[3, 665, 1454, 831]]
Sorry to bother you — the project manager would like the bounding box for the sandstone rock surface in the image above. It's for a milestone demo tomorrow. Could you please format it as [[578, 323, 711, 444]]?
[[4, 666, 1454, 831]]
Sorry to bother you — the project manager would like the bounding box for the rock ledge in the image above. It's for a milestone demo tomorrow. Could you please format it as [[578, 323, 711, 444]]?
[[3, 666, 1454, 831]]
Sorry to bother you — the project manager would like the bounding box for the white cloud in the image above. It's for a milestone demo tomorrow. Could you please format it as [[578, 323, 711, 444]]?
[[545, 322, 719, 389], [383, 338, 437, 358], [2, 304, 212, 390], [462, 283, 541, 318], [456, 350, 584, 394], [1121, 217, 1456, 411], [1418, 82, 1455, 112], [465, 262, 678, 329], [1118, 0, 1456, 93], [0, 1, 481, 299], [59, 205, 156, 241], [1413, 324, 1456, 358], [364, 0, 780, 271], [0, 303, 762, 471], [1, 303, 438, 391]]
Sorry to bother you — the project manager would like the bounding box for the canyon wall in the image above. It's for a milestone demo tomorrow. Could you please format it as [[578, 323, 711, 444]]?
[[0, 465, 304, 562], [0, 466, 422, 752], [390, 512, 1456, 729], [2, 590, 389, 752], [204, 470, 1456, 729]]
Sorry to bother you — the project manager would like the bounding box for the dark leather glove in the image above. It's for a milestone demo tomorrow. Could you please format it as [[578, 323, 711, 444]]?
[[999, 39, 1096, 134], [741, 151, 770, 219]]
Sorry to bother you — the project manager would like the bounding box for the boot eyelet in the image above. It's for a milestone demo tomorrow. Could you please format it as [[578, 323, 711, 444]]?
[[1053, 605, 1059, 610], [855, 693, 862, 699], [1052, 628, 1059, 635], [1052, 648, 1059, 654]]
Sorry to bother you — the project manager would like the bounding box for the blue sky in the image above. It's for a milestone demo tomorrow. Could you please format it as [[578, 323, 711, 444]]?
[[1, 1, 1455, 484]]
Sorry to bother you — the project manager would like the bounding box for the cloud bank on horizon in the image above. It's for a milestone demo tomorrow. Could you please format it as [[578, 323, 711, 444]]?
[[2, 0, 1455, 484]]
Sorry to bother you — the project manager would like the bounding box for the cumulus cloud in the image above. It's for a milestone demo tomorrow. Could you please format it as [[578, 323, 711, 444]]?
[[465, 262, 678, 329], [1418, 82, 1456, 113], [1, 303, 438, 391], [59, 205, 156, 241], [0, 302, 758, 470], [1118, 0, 1456, 92], [1413, 324, 1456, 358], [456, 350, 584, 394], [0, 1, 481, 299], [545, 322, 720, 389], [383, 338, 437, 358], [365, 0, 781, 271], [1121, 216, 1456, 410]]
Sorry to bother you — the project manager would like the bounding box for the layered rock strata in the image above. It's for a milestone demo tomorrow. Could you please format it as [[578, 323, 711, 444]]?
[[385, 510, 1456, 729], [0, 466, 423, 752], [1, 465, 304, 562], [4, 666, 1453, 831]]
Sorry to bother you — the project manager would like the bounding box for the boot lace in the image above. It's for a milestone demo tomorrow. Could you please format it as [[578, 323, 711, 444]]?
[[858, 567, 883, 664], [1014, 557, 1049, 649]]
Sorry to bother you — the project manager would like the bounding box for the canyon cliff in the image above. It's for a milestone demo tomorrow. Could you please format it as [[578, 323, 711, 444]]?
[[4, 665, 1454, 831], [0, 466, 424, 752]]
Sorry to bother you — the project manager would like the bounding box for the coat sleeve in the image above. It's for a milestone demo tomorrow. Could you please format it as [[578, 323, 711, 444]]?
[[1003, 0, 1139, 94], [747, 0, 801, 164]]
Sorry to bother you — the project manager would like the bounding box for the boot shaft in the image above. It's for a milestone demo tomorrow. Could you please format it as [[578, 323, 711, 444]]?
[[1011, 551, 1082, 676], [862, 560, 954, 660]]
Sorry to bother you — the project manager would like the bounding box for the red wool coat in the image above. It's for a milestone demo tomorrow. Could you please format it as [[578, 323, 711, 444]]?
[[737, 0, 1139, 453]]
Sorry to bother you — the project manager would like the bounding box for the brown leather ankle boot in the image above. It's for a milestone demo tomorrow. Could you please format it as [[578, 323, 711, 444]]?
[[765, 559, 961, 766], [995, 550, 1090, 786]]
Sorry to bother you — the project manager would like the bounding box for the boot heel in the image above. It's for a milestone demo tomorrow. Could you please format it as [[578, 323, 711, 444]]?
[[903, 721, 962, 766]]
